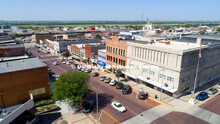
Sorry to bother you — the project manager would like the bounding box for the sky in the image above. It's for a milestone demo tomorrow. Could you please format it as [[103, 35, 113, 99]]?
[[1, 0, 220, 21]]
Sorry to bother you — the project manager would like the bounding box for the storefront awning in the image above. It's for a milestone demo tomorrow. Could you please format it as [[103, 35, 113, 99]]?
[[122, 71, 137, 79], [72, 55, 80, 59], [97, 60, 106, 66], [137, 76, 177, 93], [105, 64, 112, 70]]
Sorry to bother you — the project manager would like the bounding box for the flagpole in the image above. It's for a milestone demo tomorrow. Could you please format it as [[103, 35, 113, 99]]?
[[191, 48, 201, 99]]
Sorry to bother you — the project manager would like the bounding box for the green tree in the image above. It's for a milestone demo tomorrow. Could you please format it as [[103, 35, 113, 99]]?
[[52, 71, 92, 107], [115, 69, 123, 81], [63, 51, 70, 60], [95, 34, 102, 40], [217, 27, 220, 32]]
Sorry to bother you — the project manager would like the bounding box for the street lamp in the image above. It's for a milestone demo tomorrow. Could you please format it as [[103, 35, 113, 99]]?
[[0, 92, 5, 109], [96, 82, 104, 124]]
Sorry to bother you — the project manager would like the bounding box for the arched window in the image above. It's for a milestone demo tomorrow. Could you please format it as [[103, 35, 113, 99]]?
[[123, 50, 126, 56], [119, 49, 121, 55], [113, 48, 115, 53], [116, 48, 118, 54]]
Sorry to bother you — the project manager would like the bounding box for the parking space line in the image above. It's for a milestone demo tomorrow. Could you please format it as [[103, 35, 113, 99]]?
[[103, 110, 120, 124], [71, 117, 88, 124]]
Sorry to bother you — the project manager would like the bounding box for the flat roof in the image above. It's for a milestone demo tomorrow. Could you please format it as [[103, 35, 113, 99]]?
[[0, 57, 47, 74], [0, 44, 24, 49]]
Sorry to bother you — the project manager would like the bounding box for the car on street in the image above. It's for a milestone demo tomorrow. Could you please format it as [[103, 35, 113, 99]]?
[[111, 101, 126, 112], [62, 60, 66, 64], [139, 92, 148, 100], [71, 64, 75, 68], [66, 61, 71, 65], [77, 66, 82, 71], [100, 76, 106, 81], [207, 88, 218, 95], [116, 82, 124, 89], [92, 72, 99, 77], [122, 85, 132, 94], [110, 80, 117, 86], [81, 67, 86, 72], [196, 92, 208, 100], [217, 83, 220, 89], [53, 61, 58, 65], [104, 78, 111, 83], [82, 100, 94, 113], [84, 69, 91, 73]]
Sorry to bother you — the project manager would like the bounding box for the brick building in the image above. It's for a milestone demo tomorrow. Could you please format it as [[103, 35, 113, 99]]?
[[106, 36, 127, 67], [0, 44, 25, 57], [85, 43, 105, 60], [32, 33, 53, 43], [0, 57, 50, 108]]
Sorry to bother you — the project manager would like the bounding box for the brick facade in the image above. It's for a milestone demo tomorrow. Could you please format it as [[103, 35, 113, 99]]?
[[0, 46, 25, 57], [106, 36, 127, 66], [0, 66, 50, 108]]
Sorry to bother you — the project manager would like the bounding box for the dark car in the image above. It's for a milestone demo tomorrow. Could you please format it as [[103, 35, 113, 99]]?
[[139, 92, 148, 100], [100, 76, 106, 81], [92, 72, 99, 77], [122, 85, 132, 94], [196, 92, 208, 100], [116, 82, 124, 89], [82, 100, 94, 113]]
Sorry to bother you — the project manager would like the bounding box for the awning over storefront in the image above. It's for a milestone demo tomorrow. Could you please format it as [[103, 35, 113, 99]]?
[[122, 71, 177, 93], [122, 71, 137, 79], [137, 76, 177, 93], [98, 55, 106, 59], [97, 60, 106, 66], [72, 54, 80, 59], [105, 64, 112, 70]]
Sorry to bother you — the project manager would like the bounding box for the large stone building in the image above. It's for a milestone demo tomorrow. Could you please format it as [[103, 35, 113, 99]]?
[[124, 38, 220, 97], [0, 57, 50, 108]]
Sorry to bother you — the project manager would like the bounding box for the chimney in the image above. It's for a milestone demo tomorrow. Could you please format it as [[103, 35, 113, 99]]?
[[196, 38, 202, 46]]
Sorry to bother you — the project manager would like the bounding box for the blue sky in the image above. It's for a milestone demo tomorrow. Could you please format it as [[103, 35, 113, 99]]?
[[1, 0, 220, 21]]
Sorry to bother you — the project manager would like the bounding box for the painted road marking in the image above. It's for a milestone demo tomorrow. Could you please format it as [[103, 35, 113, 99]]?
[[103, 110, 120, 124], [71, 117, 88, 124]]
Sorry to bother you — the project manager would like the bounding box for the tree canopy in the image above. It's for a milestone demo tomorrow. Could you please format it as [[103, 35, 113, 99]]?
[[115, 69, 123, 81], [217, 27, 220, 32], [52, 71, 92, 107], [95, 34, 102, 40], [63, 51, 70, 59]]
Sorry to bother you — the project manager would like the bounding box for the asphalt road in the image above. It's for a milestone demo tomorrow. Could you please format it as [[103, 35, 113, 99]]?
[[89, 75, 160, 124], [200, 93, 220, 115]]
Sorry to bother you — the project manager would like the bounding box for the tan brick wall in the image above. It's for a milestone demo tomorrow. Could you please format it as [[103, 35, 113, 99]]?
[[0, 67, 50, 108], [106, 36, 127, 66]]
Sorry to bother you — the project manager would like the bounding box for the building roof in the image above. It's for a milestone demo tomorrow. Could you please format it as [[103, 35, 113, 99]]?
[[0, 44, 24, 49], [0, 57, 46, 74]]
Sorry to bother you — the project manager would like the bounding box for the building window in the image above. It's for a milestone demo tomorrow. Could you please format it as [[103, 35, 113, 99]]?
[[113, 57, 115, 62], [116, 58, 118, 63], [124, 50, 126, 56], [160, 74, 166, 79], [119, 59, 121, 64], [143, 69, 148, 73], [135, 66, 140, 70], [149, 71, 155, 75], [167, 76, 174, 82], [119, 49, 121, 55], [107, 46, 109, 52], [116, 48, 118, 54], [121, 50, 123, 56], [113, 48, 115, 53]]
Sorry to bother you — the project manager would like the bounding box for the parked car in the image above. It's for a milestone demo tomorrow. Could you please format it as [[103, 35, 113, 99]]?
[[104, 78, 111, 83], [71, 64, 75, 68], [196, 92, 208, 100], [100, 76, 106, 81], [84, 69, 91, 73], [139, 92, 148, 100], [62, 60, 66, 64], [77, 66, 82, 71], [82, 100, 94, 113], [217, 83, 220, 89], [81, 67, 86, 72], [66, 61, 71, 65], [110, 80, 117, 86], [111, 101, 126, 112], [116, 82, 124, 89], [92, 72, 99, 77], [122, 85, 132, 94], [207, 88, 218, 95], [53, 61, 58, 65], [47, 51, 50, 54]]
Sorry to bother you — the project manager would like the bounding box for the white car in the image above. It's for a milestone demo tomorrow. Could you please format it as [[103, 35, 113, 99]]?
[[84, 69, 91, 73], [110, 80, 117, 86], [53, 61, 58, 65], [66, 61, 71, 65], [217, 83, 220, 89], [111, 101, 126, 112], [62, 61, 66, 64]]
